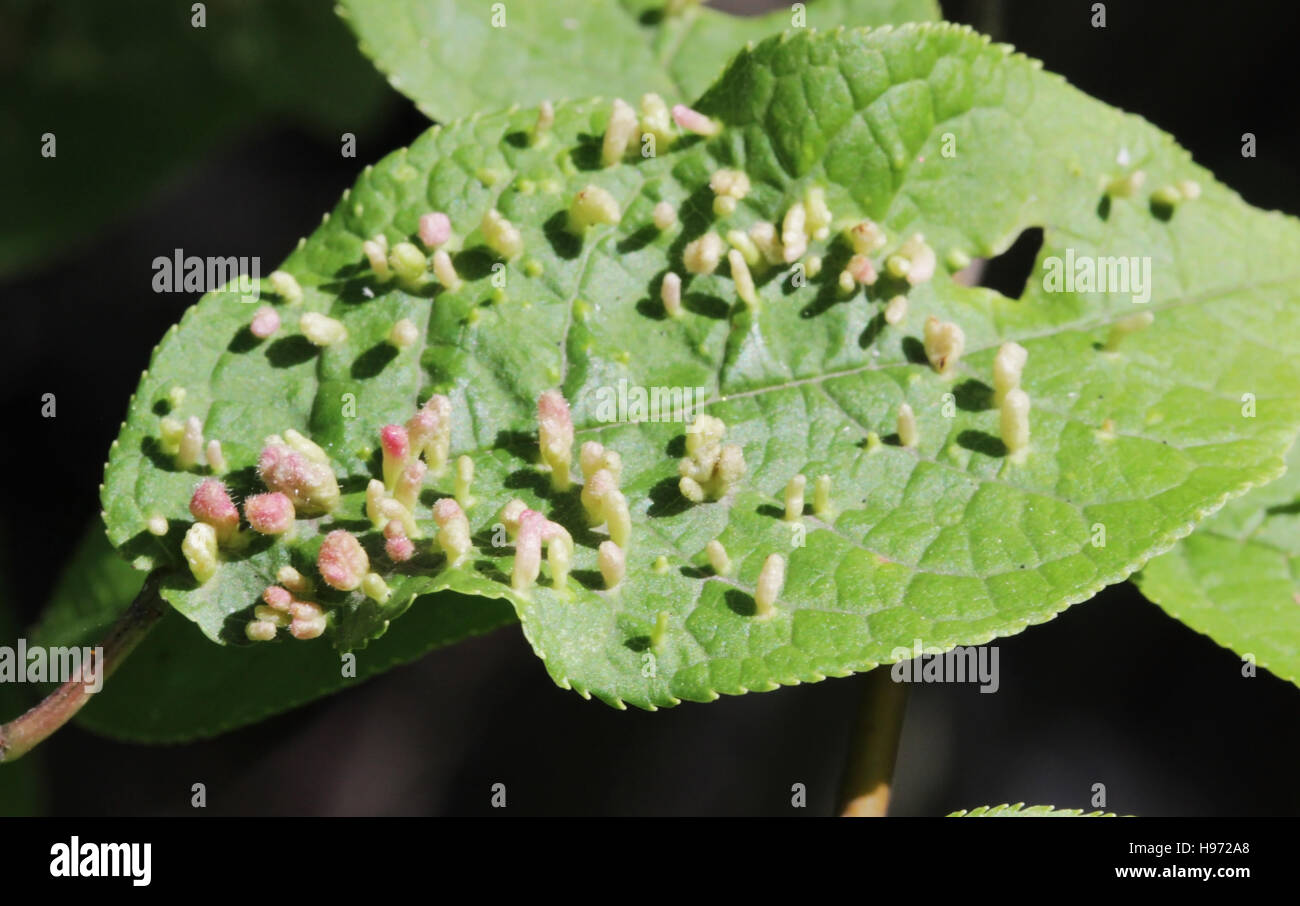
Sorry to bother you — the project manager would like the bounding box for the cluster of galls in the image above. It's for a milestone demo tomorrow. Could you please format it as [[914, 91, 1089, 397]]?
[[677, 414, 746, 503], [177, 382, 673, 641], [339, 93, 721, 297], [178, 426, 357, 642]]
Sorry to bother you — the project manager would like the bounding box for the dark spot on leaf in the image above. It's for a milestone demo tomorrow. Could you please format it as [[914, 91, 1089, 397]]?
[[900, 336, 928, 365], [119, 528, 179, 570], [468, 527, 500, 549], [624, 635, 651, 652], [324, 274, 386, 305], [330, 516, 374, 533], [666, 184, 717, 253], [665, 434, 686, 457], [647, 475, 691, 517], [236, 531, 278, 560], [569, 133, 603, 171], [756, 503, 783, 519], [139, 435, 178, 472], [544, 486, 587, 528], [419, 488, 452, 508], [265, 335, 318, 367], [473, 559, 510, 585], [1096, 194, 1111, 220], [638, 7, 663, 24], [326, 261, 370, 282], [957, 429, 1007, 458], [571, 569, 604, 590], [634, 296, 666, 320], [337, 475, 373, 495], [724, 588, 757, 617], [617, 224, 659, 253], [543, 210, 582, 260], [222, 465, 261, 499], [504, 130, 529, 148], [683, 291, 731, 319], [504, 466, 549, 495], [952, 379, 993, 411], [858, 311, 886, 348], [1149, 198, 1175, 221], [351, 342, 398, 379], [976, 226, 1043, 300], [228, 327, 261, 354], [679, 565, 708, 579], [453, 248, 497, 280], [493, 429, 538, 463]]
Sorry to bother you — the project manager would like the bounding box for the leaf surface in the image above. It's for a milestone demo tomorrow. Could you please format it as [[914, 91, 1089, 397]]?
[[1136, 440, 1300, 689], [101, 25, 1300, 711], [336, 0, 939, 121]]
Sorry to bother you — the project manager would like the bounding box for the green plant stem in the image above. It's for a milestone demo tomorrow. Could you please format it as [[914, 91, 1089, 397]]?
[[0, 572, 165, 763], [837, 666, 908, 817]]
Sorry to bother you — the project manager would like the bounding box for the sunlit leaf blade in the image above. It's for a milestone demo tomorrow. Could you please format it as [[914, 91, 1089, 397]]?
[[1135, 440, 1300, 689], [336, 0, 939, 121], [101, 25, 1300, 711]]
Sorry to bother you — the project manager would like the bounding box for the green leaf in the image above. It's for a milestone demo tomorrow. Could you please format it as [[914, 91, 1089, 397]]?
[[31, 527, 513, 742], [0, 0, 391, 278], [1135, 439, 1300, 689], [336, 0, 939, 122], [101, 25, 1300, 712], [947, 803, 1117, 817]]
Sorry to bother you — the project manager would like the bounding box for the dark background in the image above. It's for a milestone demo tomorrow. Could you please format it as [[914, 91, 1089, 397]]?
[[2, 0, 1298, 816]]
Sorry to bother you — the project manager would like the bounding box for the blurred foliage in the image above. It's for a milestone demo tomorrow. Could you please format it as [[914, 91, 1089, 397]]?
[[0, 0, 392, 279]]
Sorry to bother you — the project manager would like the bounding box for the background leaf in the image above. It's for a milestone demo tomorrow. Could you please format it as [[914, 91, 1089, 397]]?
[[0, 0, 391, 279], [336, 0, 939, 122], [1135, 440, 1300, 689], [100, 25, 1300, 716], [31, 528, 513, 742], [947, 803, 1116, 817]]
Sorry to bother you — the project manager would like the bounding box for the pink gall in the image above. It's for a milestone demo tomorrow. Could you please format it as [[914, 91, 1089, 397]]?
[[317, 530, 369, 591], [188, 479, 239, 544], [244, 492, 295, 535], [418, 212, 452, 249]]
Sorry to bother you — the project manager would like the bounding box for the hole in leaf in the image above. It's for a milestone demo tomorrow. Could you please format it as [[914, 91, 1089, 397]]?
[[975, 226, 1044, 300]]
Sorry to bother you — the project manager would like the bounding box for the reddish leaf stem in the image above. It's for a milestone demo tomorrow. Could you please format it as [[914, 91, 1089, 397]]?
[[0, 572, 165, 763]]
